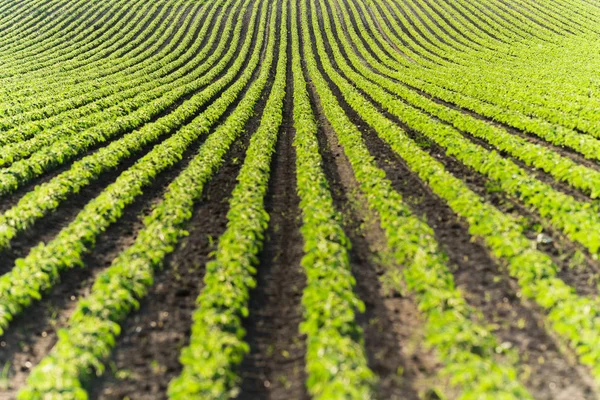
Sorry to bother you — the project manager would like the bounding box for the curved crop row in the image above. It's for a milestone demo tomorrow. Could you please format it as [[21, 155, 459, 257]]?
[[325, 0, 600, 250], [17, 1, 275, 396], [0, 0, 181, 110], [0, 0, 196, 130], [169, 2, 285, 395], [290, 4, 375, 397], [330, 0, 600, 201], [0, 0, 247, 197], [0, 0, 260, 333], [301, 0, 531, 397], [0, 0, 122, 73], [0, 0, 226, 161], [310, 0, 600, 382]]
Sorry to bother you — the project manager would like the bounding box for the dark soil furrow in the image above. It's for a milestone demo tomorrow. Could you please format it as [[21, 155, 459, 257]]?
[[305, 3, 598, 395], [0, 142, 190, 397], [236, 54, 307, 399], [321, 0, 600, 299], [350, 82, 600, 299], [89, 3, 276, 396]]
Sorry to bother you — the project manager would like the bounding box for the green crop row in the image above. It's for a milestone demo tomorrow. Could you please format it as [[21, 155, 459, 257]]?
[[301, 0, 531, 397], [2, 0, 143, 71], [0, 0, 102, 57], [0, 0, 62, 42], [0, 0, 225, 163], [0, 0, 196, 101], [0, 0, 124, 75], [0, 0, 241, 256], [401, 0, 600, 135], [0, 0, 194, 138], [358, 0, 600, 140], [0, 0, 43, 38], [290, 3, 375, 397], [0, 0, 247, 197], [0, 0, 163, 77], [17, 1, 274, 397], [0, 0, 205, 102], [348, 2, 598, 141], [0, 0, 257, 334], [326, 0, 600, 252], [0, 0, 187, 120], [169, 1, 284, 395], [0, 0, 181, 113], [312, 0, 600, 382]]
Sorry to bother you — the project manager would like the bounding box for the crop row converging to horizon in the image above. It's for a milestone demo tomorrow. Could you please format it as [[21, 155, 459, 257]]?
[[1, 0, 600, 398]]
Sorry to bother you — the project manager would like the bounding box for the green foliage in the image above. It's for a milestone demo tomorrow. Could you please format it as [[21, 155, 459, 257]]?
[[315, 0, 600, 385], [301, 0, 531, 398], [0, 0, 252, 336], [17, 0, 273, 397], [290, 4, 376, 397], [169, 1, 285, 396]]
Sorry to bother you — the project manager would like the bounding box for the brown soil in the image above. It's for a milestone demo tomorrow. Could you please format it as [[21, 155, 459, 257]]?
[[304, 3, 599, 396], [88, 2, 278, 397], [2, 1, 600, 400], [236, 47, 308, 398]]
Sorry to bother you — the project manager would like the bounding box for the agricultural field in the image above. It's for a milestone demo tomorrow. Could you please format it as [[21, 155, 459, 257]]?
[[0, 0, 599, 398]]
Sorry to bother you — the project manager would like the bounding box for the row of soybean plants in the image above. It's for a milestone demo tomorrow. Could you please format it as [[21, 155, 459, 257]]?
[[0, 0, 202, 139], [328, 0, 600, 254], [0, 0, 203, 129], [335, 0, 600, 195], [379, 0, 600, 136], [0, 0, 205, 113], [0, 0, 226, 164], [314, 0, 600, 385], [0, 1, 231, 148], [349, 0, 600, 145], [300, 0, 532, 397], [0, 0, 260, 332], [351, 0, 600, 145], [0, 0, 134, 76], [17, 0, 278, 396], [0, 0, 192, 120], [0, 0, 193, 77], [0, 0, 106, 59], [0, 0, 244, 195], [339, 0, 600, 255]]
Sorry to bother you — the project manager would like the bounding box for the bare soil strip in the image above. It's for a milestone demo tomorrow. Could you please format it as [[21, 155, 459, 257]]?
[[0, 150, 188, 397], [90, 4, 278, 396], [303, 5, 598, 394], [237, 45, 308, 399]]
